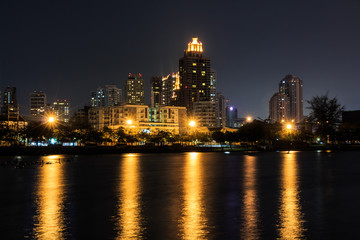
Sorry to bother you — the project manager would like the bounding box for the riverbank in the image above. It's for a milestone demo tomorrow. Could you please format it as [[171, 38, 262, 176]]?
[[1, 144, 360, 156]]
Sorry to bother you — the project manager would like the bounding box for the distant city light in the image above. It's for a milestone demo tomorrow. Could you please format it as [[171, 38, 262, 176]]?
[[286, 124, 292, 130], [126, 119, 133, 125], [247, 116, 252, 122], [48, 116, 55, 123], [230, 107, 233, 111]]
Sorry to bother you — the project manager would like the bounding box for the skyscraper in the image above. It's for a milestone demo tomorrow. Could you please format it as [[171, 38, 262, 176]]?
[[162, 72, 179, 106], [91, 87, 105, 107], [150, 76, 162, 108], [210, 69, 217, 103], [215, 92, 226, 128], [30, 91, 46, 117], [269, 74, 303, 123], [278, 75, 303, 123], [105, 85, 122, 106], [125, 73, 145, 105], [269, 92, 289, 123], [52, 99, 70, 123], [175, 37, 211, 113], [1, 86, 19, 120]]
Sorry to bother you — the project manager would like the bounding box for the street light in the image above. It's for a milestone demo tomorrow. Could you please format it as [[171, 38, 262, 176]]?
[[126, 119, 133, 125], [286, 124, 292, 130], [246, 116, 252, 122], [48, 116, 55, 123], [189, 120, 196, 127]]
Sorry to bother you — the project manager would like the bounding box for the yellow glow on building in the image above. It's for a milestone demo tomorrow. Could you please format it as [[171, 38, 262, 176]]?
[[186, 37, 203, 53], [33, 155, 66, 239], [179, 152, 209, 239], [116, 154, 143, 239], [278, 152, 305, 239], [174, 72, 180, 90]]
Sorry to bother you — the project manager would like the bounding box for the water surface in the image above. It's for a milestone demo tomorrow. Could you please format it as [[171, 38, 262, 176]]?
[[1, 151, 360, 239]]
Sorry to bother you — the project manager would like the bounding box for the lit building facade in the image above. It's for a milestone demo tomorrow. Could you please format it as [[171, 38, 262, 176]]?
[[162, 72, 179, 106], [215, 92, 226, 128], [89, 105, 187, 134], [1, 86, 19, 120], [269, 75, 303, 123], [91, 87, 105, 107], [125, 73, 145, 105], [174, 38, 211, 113], [210, 69, 217, 103], [193, 101, 216, 127], [30, 91, 46, 117], [269, 92, 289, 123], [105, 85, 122, 107], [279, 75, 303, 123], [150, 76, 162, 108], [52, 100, 70, 123]]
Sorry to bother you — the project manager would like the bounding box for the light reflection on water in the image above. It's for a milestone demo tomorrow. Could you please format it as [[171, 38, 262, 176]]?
[[241, 155, 260, 239], [115, 153, 144, 240], [278, 152, 306, 239], [179, 152, 209, 240], [33, 155, 66, 240]]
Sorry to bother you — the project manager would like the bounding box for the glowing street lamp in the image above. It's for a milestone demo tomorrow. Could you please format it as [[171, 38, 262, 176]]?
[[246, 116, 252, 122], [286, 124, 292, 130], [48, 116, 55, 123], [189, 120, 196, 127], [126, 119, 133, 125]]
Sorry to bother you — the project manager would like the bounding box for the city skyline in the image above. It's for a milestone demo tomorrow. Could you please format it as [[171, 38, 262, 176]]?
[[1, 0, 360, 118]]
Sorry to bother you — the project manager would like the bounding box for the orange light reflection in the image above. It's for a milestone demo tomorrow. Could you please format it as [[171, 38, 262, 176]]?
[[179, 152, 209, 239], [278, 152, 306, 239]]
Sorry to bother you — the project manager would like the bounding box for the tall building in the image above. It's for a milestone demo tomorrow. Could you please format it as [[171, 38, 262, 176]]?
[[215, 92, 226, 128], [52, 99, 70, 123], [162, 72, 179, 106], [210, 70, 217, 102], [30, 91, 46, 117], [175, 37, 211, 113], [125, 73, 145, 105], [193, 101, 216, 127], [278, 75, 303, 122], [269, 92, 289, 123], [91, 87, 105, 107], [1, 86, 19, 120], [105, 85, 122, 107], [150, 76, 162, 108], [225, 100, 238, 128], [269, 75, 303, 123]]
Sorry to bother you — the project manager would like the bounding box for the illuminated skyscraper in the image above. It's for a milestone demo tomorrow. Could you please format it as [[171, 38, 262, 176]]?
[[52, 99, 70, 123], [150, 76, 162, 108], [91, 87, 105, 107], [175, 37, 211, 113], [125, 73, 145, 105], [1, 86, 19, 120], [279, 75, 303, 123], [30, 91, 46, 117], [269, 75, 303, 123], [105, 85, 122, 106], [162, 72, 179, 106]]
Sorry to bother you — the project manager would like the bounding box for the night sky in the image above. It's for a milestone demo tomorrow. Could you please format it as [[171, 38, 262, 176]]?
[[1, 0, 360, 118]]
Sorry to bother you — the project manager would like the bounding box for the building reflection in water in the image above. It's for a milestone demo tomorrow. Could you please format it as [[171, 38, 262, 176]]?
[[33, 155, 66, 240], [278, 152, 306, 239], [116, 153, 143, 240], [179, 152, 209, 240], [241, 155, 260, 239]]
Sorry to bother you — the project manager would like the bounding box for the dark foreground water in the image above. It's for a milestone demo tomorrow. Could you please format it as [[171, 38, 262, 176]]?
[[1, 151, 360, 239]]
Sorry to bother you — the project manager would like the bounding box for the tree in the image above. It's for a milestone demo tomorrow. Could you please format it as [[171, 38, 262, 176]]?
[[307, 93, 344, 142]]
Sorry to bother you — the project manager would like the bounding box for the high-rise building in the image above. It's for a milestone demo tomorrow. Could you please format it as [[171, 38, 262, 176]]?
[[225, 100, 238, 128], [150, 76, 162, 108], [210, 70, 217, 103], [52, 99, 70, 123], [125, 73, 145, 105], [162, 72, 179, 106], [105, 85, 122, 107], [215, 92, 226, 128], [269, 92, 289, 123], [269, 75, 303, 123], [1, 86, 19, 120], [91, 87, 105, 107], [30, 91, 46, 117], [193, 101, 216, 127], [174, 37, 211, 113]]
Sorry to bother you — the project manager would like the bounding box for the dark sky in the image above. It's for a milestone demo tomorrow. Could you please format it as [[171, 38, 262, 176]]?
[[1, 0, 360, 118]]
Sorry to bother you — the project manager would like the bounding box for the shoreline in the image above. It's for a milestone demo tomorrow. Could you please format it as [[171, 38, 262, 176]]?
[[1, 144, 360, 156]]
